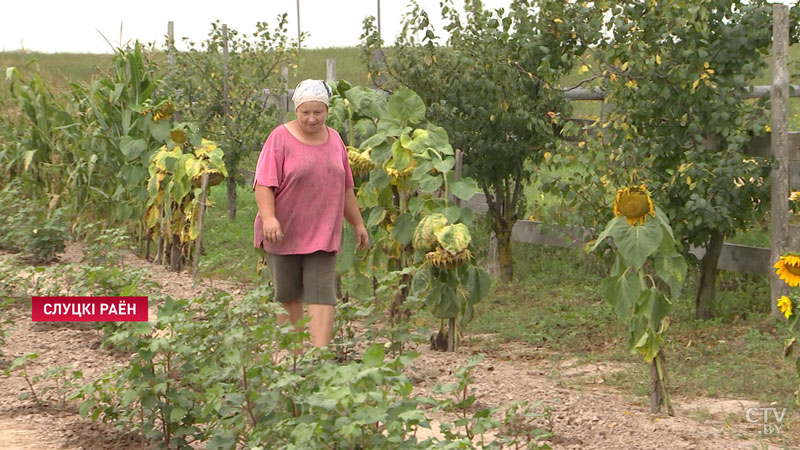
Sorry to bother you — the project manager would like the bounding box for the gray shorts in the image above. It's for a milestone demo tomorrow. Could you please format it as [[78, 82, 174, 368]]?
[[265, 251, 337, 305]]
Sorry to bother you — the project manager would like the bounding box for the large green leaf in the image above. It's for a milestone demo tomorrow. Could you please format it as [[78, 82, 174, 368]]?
[[362, 344, 385, 367], [647, 287, 671, 330], [391, 213, 418, 246], [345, 85, 387, 119], [410, 266, 430, 296], [120, 136, 146, 161], [418, 174, 443, 193], [390, 140, 413, 171], [654, 250, 687, 298], [376, 117, 406, 137], [336, 226, 357, 274], [443, 205, 461, 224], [413, 213, 448, 251], [612, 218, 662, 270], [465, 266, 491, 305], [427, 281, 460, 319], [149, 120, 170, 142], [600, 267, 641, 323], [590, 216, 627, 252], [387, 86, 426, 124], [435, 223, 472, 254], [422, 124, 454, 155], [400, 132, 428, 153], [366, 207, 386, 228], [450, 177, 480, 201]]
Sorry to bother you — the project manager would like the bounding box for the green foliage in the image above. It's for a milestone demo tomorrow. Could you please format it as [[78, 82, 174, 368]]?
[[166, 18, 296, 217], [332, 84, 486, 343], [145, 137, 228, 269], [363, 0, 604, 280], [26, 209, 68, 264], [592, 209, 686, 362], [599, 0, 772, 249], [74, 289, 435, 448]]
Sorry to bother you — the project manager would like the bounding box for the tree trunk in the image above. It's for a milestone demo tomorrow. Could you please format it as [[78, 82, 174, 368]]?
[[170, 238, 182, 272], [226, 176, 237, 220], [695, 230, 724, 320], [496, 228, 513, 282]]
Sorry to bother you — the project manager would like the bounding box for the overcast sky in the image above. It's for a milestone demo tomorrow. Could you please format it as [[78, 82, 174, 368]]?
[[2, 0, 515, 54]]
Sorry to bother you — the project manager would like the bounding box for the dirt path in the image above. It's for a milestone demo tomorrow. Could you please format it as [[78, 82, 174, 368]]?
[[0, 242, 796, 449]]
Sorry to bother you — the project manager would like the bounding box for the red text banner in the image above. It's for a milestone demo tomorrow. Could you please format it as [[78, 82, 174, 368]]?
[[32, 296, 148, 322]]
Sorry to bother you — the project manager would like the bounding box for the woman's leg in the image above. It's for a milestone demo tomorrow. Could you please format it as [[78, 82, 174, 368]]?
[[278, 300, 304, 326], [307, 304, 335, 347]]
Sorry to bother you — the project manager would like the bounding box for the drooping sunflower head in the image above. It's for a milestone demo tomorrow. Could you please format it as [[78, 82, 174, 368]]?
[[774, 253, 800, 287], [614, 184, 655, 226], [777, 296, 793, 319], [347, 147, 374, 177], [425, 247, 473, 269], [170, 129, 188, 145]]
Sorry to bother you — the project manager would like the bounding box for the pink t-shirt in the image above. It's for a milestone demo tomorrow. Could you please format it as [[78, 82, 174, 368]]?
[[252, 125, 354, 254]]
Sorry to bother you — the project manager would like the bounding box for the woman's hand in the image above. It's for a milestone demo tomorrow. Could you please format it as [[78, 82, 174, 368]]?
[[262, 216, 284, 243], [354, 224, 369, 251]]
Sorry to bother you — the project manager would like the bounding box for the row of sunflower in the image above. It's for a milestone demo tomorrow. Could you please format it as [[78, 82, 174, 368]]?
[[773, 254, 800, 405]]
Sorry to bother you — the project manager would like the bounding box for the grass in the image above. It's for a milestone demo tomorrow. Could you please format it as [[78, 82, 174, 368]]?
[[196, 183, 262, 285], [466, 242, 798, 409]]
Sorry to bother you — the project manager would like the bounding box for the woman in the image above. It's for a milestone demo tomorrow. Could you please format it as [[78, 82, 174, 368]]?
[[253, 79, 369, 348]]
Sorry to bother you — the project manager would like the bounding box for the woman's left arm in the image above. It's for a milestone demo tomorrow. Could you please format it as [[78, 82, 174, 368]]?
[[344, 188, 369, 250]]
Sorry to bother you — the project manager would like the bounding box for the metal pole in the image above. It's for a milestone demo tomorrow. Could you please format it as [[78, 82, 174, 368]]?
[[770, 3, 790, 318], [297, 0, 302, 50], [377, 0, 382, 42]]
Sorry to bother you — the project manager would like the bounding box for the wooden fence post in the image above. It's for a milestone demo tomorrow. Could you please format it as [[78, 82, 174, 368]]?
[[326, 58, 337, 84], [192, 173, 210, 280], [167, 21, 175, 67], [280, 67, 289, 124], [770, 3, 790, 317]]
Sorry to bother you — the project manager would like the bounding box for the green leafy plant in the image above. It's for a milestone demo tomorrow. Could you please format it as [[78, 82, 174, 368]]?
[[26, 208, 68, 263], [145, 136, 227, 271], [591, 185, 687, 415], [3, 352, 43, 404]]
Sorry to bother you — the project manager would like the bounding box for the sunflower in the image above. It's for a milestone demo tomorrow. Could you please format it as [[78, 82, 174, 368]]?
[[774, 253, 800, 287], [425, 247, 473, 269], [614, 185, 655, 226], [169, 129, 187, 145], [777, 296, 793, 319]]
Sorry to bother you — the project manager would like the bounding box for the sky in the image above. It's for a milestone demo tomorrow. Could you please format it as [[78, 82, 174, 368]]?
[[1, 0, 515, 54]]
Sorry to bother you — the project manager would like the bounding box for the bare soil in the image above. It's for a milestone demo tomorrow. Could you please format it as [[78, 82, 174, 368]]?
[[0, 242, 797, 449]]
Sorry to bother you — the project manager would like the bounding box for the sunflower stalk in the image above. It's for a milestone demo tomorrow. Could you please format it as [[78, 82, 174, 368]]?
[[592, 185, 687, 415]]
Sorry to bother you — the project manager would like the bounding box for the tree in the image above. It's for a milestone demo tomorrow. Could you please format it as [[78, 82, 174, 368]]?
[[166, 18, 297, 219], [362, 0, 603, 281], [596, 0, 773, 319]]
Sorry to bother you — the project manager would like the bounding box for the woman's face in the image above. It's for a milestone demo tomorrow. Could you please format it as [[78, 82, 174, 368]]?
[[296, 101, 328, 134]]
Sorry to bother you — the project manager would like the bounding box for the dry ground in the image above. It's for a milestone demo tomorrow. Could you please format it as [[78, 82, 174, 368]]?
[[0, 242, 797, 449]]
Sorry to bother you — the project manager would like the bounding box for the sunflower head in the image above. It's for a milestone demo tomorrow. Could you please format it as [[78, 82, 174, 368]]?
[[614, 184, 655, 226], [170, 129, 188, 145], [777, 295, 793, 319], [774, 253, 800, 287], [425, 247, 473, 269]]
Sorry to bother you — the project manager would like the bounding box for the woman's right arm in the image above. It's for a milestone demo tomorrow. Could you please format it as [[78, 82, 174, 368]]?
[[255, 185, 283, 243]]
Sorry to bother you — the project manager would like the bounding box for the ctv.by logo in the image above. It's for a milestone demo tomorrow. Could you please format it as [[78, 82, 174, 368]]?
[[745, 407, 786, 435]]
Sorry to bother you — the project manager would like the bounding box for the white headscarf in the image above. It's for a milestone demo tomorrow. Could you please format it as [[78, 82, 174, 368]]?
[[292, 79, 331, 110]]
